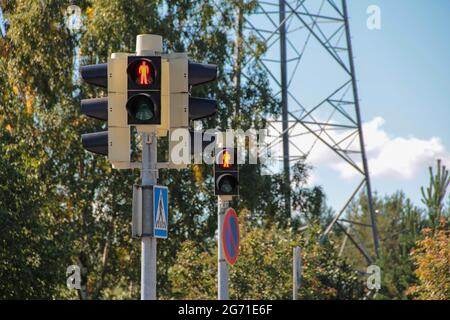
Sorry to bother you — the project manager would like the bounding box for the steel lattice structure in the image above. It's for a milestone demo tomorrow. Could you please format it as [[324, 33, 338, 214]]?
[[240, 0, 379, 261]]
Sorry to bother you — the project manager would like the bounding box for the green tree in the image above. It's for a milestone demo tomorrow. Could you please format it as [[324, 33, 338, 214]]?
[[340, 192, 424, 299], [168, 209, 366, 300], [421, 159, 450, 230], [0, 0, 76, 298], [0, 0, 301, 299], [407, 222, 449, 300], [339, 159, 450, 299]]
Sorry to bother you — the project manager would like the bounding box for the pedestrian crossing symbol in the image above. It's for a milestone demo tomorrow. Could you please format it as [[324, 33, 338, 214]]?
[[153, 186, 168, 239]]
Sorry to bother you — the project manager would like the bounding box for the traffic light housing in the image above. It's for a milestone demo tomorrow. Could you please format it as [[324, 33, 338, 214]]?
[[80, 53, 131, 167], [167, 55, 218, 169], [214, 148, 239, 196], [188, 61, 218, 122], [80, 63, 108, 155], [126, 56, 162, 125], [80, 35, 219, 171], [166, 55, 218, 128], [80, 94, 108, 157]]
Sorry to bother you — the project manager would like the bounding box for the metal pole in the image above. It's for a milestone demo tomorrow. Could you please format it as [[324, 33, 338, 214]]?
[[218, 196, 229, 300], [233, 2, 243, 116], [141, 132, 157, 300], [336, 222, 373, 265], [279, 0, 291, 218], [341, 0, 379, 257], [293, 246, 301, 300], [135, 34, 162, 300]]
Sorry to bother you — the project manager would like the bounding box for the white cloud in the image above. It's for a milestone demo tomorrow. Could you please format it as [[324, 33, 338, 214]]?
[[332, 117, 449, 180], [267, 117, 449, 181]]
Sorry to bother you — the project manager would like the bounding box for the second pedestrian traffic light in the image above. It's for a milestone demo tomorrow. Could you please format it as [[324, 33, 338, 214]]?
[[126, 56, 161, 125], [214, 148, 239, 196]]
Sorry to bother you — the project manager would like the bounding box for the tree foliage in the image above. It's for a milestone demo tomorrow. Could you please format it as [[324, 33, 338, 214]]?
[[339, 160, 449, 300], [168, 210, 365, 300], [421, 159, 450, 230], [0, 0, 303, 299], [407, 222, 449, 300]]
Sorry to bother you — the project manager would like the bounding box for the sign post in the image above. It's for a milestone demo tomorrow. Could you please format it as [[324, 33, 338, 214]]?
[[141, 131, 157, 300], [218, 203, 240, 300], [217, 196, 230, 300], [293, 246, 301, 300]]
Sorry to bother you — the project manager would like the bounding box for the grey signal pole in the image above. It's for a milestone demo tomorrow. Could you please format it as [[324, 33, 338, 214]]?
[[141, 132, 157, 300], [218, 196, 230, 300], [293, 246, 301, 300], [136, 34, 162, 300]]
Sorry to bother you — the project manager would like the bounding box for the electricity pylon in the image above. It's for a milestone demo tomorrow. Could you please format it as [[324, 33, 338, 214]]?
[[241, 0, 379, 260]]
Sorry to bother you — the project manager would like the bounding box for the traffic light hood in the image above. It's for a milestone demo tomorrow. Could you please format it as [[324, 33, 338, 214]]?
[[188, 61, 217, 86], [81, 63, 108, 88]]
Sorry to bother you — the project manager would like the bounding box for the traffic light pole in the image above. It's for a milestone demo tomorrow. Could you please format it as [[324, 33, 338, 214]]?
[[293, 246, 301, 300], [83, 33, 218, 299], [136, 34, 162, 300], [218, 196, 230, 300], [141, 132, 157, 300]]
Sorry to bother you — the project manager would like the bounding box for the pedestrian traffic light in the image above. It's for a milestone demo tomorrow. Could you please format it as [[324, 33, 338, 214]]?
[[214, 148, 239, 196], [126, 56, 161, 125], [80, 35, 219, 171]]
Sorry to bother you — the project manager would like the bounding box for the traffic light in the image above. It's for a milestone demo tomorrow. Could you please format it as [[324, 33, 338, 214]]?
[[126, 56, 161, 125], [167, 56, 218, 128], [188, 61, 218, 161], [164, 56, 218, 127], [167, 55, 218, 169], [80, 35, 219, 170], [188, 61, 218, 122], [214, 148, 239, 196], [80, 53, 131, 167], [80, 63, 108, 155]]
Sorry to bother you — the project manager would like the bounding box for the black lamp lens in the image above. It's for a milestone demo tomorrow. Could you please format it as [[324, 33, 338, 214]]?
[[218, 175, 236, 193], [130, 95, 155, 121]]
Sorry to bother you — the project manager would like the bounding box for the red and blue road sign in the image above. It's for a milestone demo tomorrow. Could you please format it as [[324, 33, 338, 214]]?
[[222, 208, 240, 266]]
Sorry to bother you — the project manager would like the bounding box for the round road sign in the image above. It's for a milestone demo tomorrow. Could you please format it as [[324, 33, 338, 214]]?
[[222, 208, 240, 265]]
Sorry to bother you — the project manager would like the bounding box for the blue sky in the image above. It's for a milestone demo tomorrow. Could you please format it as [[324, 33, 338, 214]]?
[[321, 0, 450, 210], [253, 0, 450, 212], [350, 0, 450, 138]]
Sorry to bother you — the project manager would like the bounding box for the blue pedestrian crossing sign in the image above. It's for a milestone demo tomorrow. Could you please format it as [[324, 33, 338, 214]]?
[[153, 186, 169, 239]]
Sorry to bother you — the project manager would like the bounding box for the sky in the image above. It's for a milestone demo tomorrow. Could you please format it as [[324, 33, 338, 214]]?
[[2, 1, 448, 212], [331, 0, 450, 209], [0, 6, 6, 37], [255, 0, 450, 212]]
